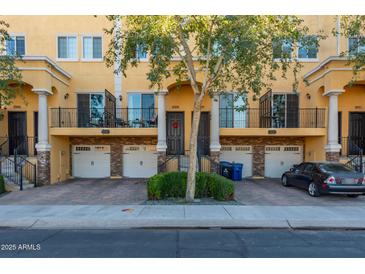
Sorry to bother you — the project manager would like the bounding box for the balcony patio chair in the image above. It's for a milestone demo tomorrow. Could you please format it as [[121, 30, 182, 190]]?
[[115, 118, 130, 128], [146, 114, 158, 127]]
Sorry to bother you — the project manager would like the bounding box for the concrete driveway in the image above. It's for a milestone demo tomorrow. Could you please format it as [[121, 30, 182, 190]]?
[[0, 178, 147, 205], [235, 178, 365, 206]]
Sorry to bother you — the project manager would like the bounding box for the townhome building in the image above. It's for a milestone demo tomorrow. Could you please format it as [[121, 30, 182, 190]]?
[[0, 15, 364, 187]]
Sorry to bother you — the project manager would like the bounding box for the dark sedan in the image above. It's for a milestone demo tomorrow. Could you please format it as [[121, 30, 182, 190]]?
[[281, 162, 365, 197]]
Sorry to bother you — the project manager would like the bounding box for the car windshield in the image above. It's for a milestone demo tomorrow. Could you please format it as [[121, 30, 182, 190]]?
[[319, 163, 354, 173]]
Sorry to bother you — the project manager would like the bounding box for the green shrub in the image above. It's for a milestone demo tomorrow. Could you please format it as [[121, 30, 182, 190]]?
[[0, 175, 5, 194], [147, 171, 234, 201], [207, 173, 234, 201]]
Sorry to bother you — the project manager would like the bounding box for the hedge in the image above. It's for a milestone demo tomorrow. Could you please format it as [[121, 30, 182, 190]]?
[[147, 171, 234, 201], [0, 175, 5, 194]]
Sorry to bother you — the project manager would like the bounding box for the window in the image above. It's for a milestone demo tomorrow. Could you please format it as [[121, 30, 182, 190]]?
[[127, 93, 155, 127], [303, 163, 315, 172], [298, 36, 318, 59], [136, 44, 147, 60], [219, 93, 247, 128], [6, 35, 25, 56], [57, 36, 77, 60], [349, 37, 365, 55], [273, 39, 292, 59], [82, 36, 102, 60]]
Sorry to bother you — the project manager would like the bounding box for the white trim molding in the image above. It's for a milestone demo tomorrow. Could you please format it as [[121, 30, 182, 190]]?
[[31, 88, 53, 96], [18, 67, 70, 86], [323, 89, 345, 97], [303, 56, 349, 80], [19, 55, 72, 78]]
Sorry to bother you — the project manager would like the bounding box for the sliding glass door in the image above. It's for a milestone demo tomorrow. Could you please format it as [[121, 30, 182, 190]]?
[[128, 93, 155, 127], [219, 94, 247, 128]]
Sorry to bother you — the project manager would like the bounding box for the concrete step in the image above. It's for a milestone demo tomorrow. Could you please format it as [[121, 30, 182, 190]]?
[[5, 181, 34, 192]]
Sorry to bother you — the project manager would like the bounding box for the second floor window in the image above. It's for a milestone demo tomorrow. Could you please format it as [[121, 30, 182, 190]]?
[[57, 36, 77, 60], [83, 36, 102, 60], [349, 37, 365, 55], [298, 36, 318, 59], [6, 36, 25, 56], [272, 39, 292, 59]]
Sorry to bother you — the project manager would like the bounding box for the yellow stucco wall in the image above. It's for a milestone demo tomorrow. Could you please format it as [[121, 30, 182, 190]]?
[[339, 85, 365, 138], [0, 15, 363, 184], [50, 135, 70, 183], [304, 136, 327, 162], [166, 85, 212, 152]]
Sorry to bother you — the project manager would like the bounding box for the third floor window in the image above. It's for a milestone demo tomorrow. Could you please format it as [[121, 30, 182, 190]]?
[[298, 36, 318, 59], [6, 35, 25, 56], [272, 39, 292, 59], [349, 37, 365, 55], [82, 36, 102, 60], [57, 36, 77, 60]]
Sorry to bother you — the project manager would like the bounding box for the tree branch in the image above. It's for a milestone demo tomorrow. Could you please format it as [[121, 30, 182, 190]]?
[[175, 16, 199, 93]]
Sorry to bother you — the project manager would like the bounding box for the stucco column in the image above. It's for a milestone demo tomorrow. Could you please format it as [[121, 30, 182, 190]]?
[[209, 94, 221, 173], [155, 90, 168, 172], [324, 89, 343, 161], [33, 88, 52, 186]]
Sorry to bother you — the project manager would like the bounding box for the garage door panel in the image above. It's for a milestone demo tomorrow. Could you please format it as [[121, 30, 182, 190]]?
[[72, 145, 111, 178], [123, 145, 157, 178], [264, 146, 302, 178], [221, 146, 252, 178]]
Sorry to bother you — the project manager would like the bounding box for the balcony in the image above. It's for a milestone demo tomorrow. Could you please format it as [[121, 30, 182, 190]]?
[[219, 108, 326, 129], [50, 108, 158, 128]]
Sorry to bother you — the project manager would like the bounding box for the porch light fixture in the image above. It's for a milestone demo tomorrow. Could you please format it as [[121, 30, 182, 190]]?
[[306, 93, 311, 100], [64, 93, 69, 100], [119, 95, 123, 101]]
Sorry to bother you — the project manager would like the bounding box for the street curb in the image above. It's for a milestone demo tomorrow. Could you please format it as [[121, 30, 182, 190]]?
[[2, 218, 365, 230]]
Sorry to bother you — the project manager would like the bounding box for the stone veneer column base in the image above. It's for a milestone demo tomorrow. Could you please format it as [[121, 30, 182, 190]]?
[[326, 151, 340, 162], [37, 151, 51, 186], [253, 145, 265, 177], [157, 151, 167, 173], [210, 151, 220, 173]]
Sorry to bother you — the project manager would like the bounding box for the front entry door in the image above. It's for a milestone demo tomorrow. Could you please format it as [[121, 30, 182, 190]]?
[[167, 112, 184, 155], [197, 112, 210, 156], [8, 112, 27, 155], [349, 112, 365, 154]]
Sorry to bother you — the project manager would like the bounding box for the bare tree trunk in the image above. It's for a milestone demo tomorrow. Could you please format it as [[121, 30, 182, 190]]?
[[185, 94, 203, 202]]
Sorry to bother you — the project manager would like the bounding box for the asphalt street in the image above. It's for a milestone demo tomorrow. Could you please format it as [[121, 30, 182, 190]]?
[[1, 228, 365, 258]]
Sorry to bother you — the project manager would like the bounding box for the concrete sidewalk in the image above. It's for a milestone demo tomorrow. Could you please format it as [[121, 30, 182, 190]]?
[[1, 205, 365, 229]]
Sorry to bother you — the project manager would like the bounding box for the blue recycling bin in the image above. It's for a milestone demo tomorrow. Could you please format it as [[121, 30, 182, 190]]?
[[231, 163, 243, 181], [220, 161, 232, 179]]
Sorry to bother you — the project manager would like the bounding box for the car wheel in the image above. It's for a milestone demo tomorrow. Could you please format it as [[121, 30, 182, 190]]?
[[281, 175, 290, 187], [347, 194, 359, 198], [308, 182, 320, 197]]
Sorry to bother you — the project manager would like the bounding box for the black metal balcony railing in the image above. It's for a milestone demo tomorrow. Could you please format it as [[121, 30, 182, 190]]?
[[50, 108, 158, 128], [219, 108, 325, 128]]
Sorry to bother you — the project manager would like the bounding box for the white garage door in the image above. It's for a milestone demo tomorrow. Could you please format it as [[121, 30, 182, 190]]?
[[123, 145, 157, 178], [72, 145, 111, 178], [264, 145, 303, 178], [220, 146, 253, 177]]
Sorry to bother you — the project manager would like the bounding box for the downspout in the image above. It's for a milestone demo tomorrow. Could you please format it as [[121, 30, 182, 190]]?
[[114, 16, 122, 109], [336, 15, 341, 56]]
